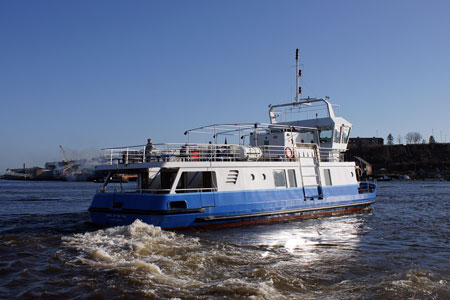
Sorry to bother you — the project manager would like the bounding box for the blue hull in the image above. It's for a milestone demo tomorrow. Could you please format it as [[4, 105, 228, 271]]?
[[89, 183, 376, 229]]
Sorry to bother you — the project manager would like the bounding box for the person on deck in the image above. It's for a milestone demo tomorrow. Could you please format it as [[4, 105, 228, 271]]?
[[145, 138, 154, 162]]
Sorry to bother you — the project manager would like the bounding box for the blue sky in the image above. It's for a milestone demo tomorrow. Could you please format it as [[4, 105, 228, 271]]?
[[1, 0, 450, 172]]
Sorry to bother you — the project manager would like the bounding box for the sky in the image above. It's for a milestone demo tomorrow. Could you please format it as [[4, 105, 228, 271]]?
[[1, 0, 450, 173]]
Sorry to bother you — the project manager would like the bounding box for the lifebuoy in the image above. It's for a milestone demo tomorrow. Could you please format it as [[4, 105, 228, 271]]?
[[356, 167, 363, 178], [285, 147, 294, 158]]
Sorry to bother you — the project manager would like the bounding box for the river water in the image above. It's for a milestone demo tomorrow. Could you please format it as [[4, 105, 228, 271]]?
[[0, 180, 448, 299]]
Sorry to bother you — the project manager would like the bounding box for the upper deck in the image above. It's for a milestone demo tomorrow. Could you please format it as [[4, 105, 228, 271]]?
[[97, 116, 348, 171]]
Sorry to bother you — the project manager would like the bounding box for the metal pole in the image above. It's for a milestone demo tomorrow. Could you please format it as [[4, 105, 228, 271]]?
[[295, 49, 299, 102], [254, 123, 258, 147]]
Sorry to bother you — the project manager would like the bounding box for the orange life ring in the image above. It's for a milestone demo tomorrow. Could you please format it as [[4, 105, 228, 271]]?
[[285, 147, 294, 158]]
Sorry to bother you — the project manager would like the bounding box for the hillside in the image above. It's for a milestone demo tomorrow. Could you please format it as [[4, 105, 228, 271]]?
[[345, 143, 450, 179]]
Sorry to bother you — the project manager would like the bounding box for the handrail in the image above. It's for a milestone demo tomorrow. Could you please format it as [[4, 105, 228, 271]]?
[[268, 98, 335, 124], [97, 143, 345, 166], [98, 187, 218, 194], [175, 187, 218, 193], [97, 188, 172, 193]]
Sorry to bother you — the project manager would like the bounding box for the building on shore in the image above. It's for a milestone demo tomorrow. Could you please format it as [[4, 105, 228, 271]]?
[[1, 158, 103, 181], [348, 137, 384, 147]]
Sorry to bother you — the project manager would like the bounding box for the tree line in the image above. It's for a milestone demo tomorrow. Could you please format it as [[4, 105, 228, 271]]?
[[386, 132, 437, 145]]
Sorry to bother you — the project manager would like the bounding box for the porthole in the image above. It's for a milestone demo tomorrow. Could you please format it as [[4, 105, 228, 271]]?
[[262, 174, 266, 180], [351, 172, 354, 177], [251, 174, 255, 181]]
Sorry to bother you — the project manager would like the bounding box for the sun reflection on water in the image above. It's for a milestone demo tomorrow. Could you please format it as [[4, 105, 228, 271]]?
[[250, 215, 364, 263]]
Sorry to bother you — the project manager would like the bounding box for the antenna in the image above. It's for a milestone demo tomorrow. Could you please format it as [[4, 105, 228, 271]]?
[[295, 49, 298, 102], [295, 49, 302, 102]]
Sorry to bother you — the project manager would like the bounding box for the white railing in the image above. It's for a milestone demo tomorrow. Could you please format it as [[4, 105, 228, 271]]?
[[99, 143, 345, 165], [121, 188, 172, 194], [319, 147, 345, 162], [100, 187, 219, 194], [174, 187, 218, 193], [100, 143, 241, 165]]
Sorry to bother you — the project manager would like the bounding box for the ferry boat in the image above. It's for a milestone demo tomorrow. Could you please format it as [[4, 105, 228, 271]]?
[[89, 51, 376, 229]]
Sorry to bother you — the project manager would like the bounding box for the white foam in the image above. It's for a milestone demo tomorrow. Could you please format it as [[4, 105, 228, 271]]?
[[212, 278, 286, 300], [61, 220, 196, 272], [131, 260, 162, 274], [61, 219, 288, 299], [386, 268, 448, 297], [90, 248, 113, 262]]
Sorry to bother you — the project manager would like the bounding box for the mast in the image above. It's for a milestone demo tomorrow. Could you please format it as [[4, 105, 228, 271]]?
[[295, 49, 298, 102], [295, 49, 302, 102]]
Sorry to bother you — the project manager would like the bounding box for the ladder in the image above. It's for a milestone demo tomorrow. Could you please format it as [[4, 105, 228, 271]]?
[[298, 145, 323, 200]]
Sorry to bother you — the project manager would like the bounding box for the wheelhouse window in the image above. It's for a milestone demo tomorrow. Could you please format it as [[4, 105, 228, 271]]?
[[342, 126, 351, 144], [319, 128, 332, 144], [334, 127, 342, 143], [273, 169, 287, 188], [176, 171, 217, 193]]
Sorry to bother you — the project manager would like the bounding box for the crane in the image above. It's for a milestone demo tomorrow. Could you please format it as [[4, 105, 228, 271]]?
[[59, 145, 74, 176]]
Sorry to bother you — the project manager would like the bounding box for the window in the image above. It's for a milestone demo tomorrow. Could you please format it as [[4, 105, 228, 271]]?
[[160, 169, 179, 190], [287, 169, 297, 187], [324, 169, 332, 186], [273, 169, 287, 188], [334, 127, 342, 143], [319, 128, 332, 144], [342, 126, 351, 144], [250, 174, 255, 181], [175, 171, 217, 193]]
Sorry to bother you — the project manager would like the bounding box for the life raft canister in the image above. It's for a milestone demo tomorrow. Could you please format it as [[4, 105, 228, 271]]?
[[191, 149, 200, 161], [285, 147, 294, 159]]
